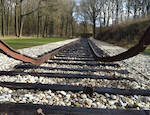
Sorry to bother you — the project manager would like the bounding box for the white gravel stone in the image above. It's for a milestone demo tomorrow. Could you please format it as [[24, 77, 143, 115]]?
[[86, 98, 93, 106], [60, 91, 67, 96], [0, 38, 150, 110], [81, 94, 87, 99], [90, 38, 150, 80]]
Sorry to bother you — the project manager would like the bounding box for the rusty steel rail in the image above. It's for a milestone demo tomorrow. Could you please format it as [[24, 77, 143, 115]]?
[[0, 39, 79, 65], [89, 26, 150, 62]]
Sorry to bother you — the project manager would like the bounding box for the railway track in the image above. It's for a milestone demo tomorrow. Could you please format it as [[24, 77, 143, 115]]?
[[0, 38, 150, 115]]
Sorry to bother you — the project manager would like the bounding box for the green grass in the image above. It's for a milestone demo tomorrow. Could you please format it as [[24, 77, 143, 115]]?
[[2, 37, 69, 49], [143, 46, 150, 55]]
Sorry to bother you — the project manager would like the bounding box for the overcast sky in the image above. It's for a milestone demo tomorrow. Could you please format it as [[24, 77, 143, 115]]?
[[75, 0, 81, 3]]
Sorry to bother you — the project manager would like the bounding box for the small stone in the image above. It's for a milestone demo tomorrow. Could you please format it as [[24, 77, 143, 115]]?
[[40, 94, 46, 98], [132, 82, 140, 89], [67, 102, 71, 106], [86, 98, 93, 106], [50, 93, 55, 97], [43, 99, 48, 103], [47, 90, 52, 94], [121, 97, 127, 103], [101, 97, 107, 103], [118, 100, 126, 107], [14, 98, 20, 102], [134, 95, 139, 100], [59, 101, 65, 106], [96, 102, 106, 108], [141, 97, 150, 103], [95, 93, 100, 98], [146, 97, 150, 102], [66, 94, 71, 100], [46, 95, 51, 99], [48, 100, 53, 105], [128, 99, 134, 105], [81, 94, 87, 99], [135, 102, 144, 108], [24, 94, 34, 100], [60, 91, 66, 96], [3, 87, 9, 92], [54, 96, 59, 101], [9, 98, 15, 102], [75, 103, 81, 107], [109, 100, 116, 105], [92, 98, 96, 102], [72, 94, 77, 98], [0, 95, 8, 101], [111, 95, 117, 100], [109, 105, 117, 109], [58, 94, 62, 98], [126, 102, 137, 108], [0, 87, 3, 91], [92, 103, 97, 108], [105, 93, 110, 98]]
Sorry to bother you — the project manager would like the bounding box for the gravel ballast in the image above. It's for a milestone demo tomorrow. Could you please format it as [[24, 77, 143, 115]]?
[[0, 38, 150, 110], [0, 38, 78, 71], [90, 38, 150, 79]]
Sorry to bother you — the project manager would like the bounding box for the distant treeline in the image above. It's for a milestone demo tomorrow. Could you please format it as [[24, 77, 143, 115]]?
[[96, 17, 150, 47], [0, 0, 150, 38], [0, 0, 92, 38]]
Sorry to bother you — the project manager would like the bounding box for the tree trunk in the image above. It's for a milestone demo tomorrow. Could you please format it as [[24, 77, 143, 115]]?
[[134, 3, 137, 19], [71, 20, 74, 36], [18, 16, 24, 37], [15, 3, 19, 37], [127, 0, 131, 19], [147, 2, 150, 15], [103, 12, 106, 26], [115, 0, 119, 24], [1, 0, 5, 37], [99, 12, 102, 27], [37, 0, 42, 37], [6, 5, 10, 35], [65, 17, 69, 36], [42, 16, 48, 37], [37, 10, 40, 37], [93, 18, 96, 39], [60, 16, 64, 36]]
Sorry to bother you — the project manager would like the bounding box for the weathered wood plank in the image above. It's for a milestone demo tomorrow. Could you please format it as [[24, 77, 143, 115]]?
[[0, 82, 150, 96], [0, 71, 134, 81], [14, 65, 129, 74], [46, 61, 120, 67], [0, 103, 149, 115]]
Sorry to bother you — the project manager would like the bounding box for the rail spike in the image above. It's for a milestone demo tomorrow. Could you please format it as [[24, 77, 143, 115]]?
[[0, 39, 79, 65], [90, 25, 150, 62]]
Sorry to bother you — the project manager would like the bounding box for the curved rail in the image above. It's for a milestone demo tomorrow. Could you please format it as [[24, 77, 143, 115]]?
[[0, 39, 79, 65], [89, 26, 150, 62]]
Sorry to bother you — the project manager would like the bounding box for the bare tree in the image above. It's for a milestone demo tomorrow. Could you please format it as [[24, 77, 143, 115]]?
[[79, 0, 103, 38], [0, 0, 5, 37]]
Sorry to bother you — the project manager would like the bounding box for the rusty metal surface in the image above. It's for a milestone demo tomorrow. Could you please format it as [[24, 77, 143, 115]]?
[[0, 39, 79, 65], [89, 26, 150, 62]]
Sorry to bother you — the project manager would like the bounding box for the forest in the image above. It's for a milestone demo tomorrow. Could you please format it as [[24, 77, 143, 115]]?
[[0, 0, 150, 38]]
